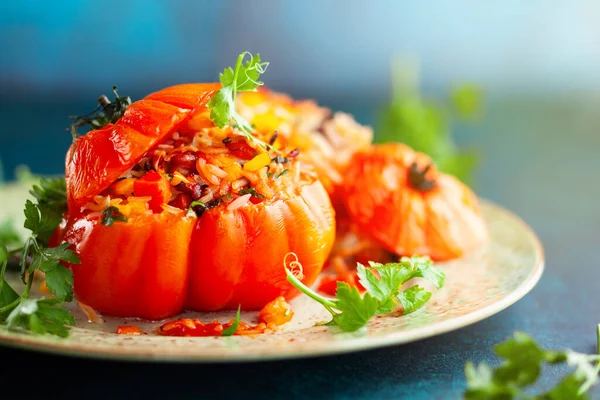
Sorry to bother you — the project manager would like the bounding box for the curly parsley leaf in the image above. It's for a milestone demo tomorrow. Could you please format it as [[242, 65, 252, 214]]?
[[222, 305, 241, 336], [207, 52, 271, 149], [464, 330, 600, 399], [285, 255, 445, 332]]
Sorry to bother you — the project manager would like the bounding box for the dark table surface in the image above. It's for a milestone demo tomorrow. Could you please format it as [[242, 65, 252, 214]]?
[[0, 94, 599, 399]]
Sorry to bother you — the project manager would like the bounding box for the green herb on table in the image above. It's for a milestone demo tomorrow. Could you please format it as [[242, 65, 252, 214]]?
[[285, 255, 445, 332], [463, 327, 600, 399], [207, 51, 273, 150], [375, 57, 483, 185], [0, 177, 79, 338]]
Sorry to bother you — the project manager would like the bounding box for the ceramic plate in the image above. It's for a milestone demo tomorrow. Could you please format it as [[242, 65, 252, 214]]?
[[0, 184, 543, 362]]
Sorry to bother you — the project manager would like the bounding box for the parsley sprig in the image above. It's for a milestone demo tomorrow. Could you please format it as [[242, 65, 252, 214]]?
[[207, 52, 274, 150], [285, 255, 445, 332], [464, 328, 600, 399], [0, 178, 79, 337]]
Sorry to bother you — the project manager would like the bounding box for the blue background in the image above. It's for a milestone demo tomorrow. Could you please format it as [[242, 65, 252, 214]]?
[[1, 1, 600, 399]]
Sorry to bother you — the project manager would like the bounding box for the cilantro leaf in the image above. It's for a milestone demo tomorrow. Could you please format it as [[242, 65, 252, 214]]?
[[222, 305, 241, 336], [0, 177, 77, 338], [207, 52, 271, 149], [541, 375, 588, 400], [464, 361, 517, 399], [0, 243, 19, 316], [396, 285, 432, 315], [464, 330, 600, 399], [285, 255, 445, 332], [208, 86, 235, 129], [23, 200, 62, 239], [493, 331, 546, 386], [41, 264, 74, 302], [6, 298, 74, 338], [332, 282, 379, 332], [29, 177, 68, 210]]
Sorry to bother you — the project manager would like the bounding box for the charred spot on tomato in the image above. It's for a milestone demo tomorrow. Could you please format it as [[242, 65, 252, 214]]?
[[408, 162, 437, 191]]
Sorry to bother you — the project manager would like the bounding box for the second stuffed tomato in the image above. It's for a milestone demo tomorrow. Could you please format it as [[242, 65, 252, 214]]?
[[60, 84, 336, 320]]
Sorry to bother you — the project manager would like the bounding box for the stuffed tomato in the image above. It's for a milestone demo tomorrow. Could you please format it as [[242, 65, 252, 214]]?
[[236, 89, 372, 208], [60, 84, 336, 320], [341, 143, 487, 261]]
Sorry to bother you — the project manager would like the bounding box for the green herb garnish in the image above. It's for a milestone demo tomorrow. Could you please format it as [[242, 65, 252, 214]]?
[[222, 305, 241, 336], [464, 328, 600, 399], [207, 52, 273, 150], [0, 177, 80, 337], [274, 169, 289, 179], [285, 255, 444, 332], [100, 206, 127, 226], [70, 86, 132, 141], [239, 187, 265, 199], [186, 200, 207, 217]]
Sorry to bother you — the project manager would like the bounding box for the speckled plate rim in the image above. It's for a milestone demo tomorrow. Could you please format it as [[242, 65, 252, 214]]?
[[0, 199, 544, 363]]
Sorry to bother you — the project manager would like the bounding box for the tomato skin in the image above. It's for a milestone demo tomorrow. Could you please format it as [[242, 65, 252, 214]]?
[[61, 180, 335, 319], [133, 171, 171, 213], [66, 84, 220, 212], [186, 180, 335, 311], [342, 143, 487, 261], [61, 212, 195, 320]]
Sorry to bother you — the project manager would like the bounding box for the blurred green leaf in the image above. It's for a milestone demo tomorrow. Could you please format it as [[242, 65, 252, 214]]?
[[451, 84, 484, 122], [375, 58, 484, 186]]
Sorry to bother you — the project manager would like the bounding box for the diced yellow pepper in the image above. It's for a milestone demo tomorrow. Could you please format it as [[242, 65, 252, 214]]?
[[240, 91, 267, 106], [243, 152, 271, 172], [112, 178, 135, 196], [252, 109, 285, 133], [171, 171, 191, 186], [224, 163, 243, 180]]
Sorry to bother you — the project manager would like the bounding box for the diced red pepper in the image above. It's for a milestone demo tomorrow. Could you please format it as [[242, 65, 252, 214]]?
[[133, 171, 172, 213]]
